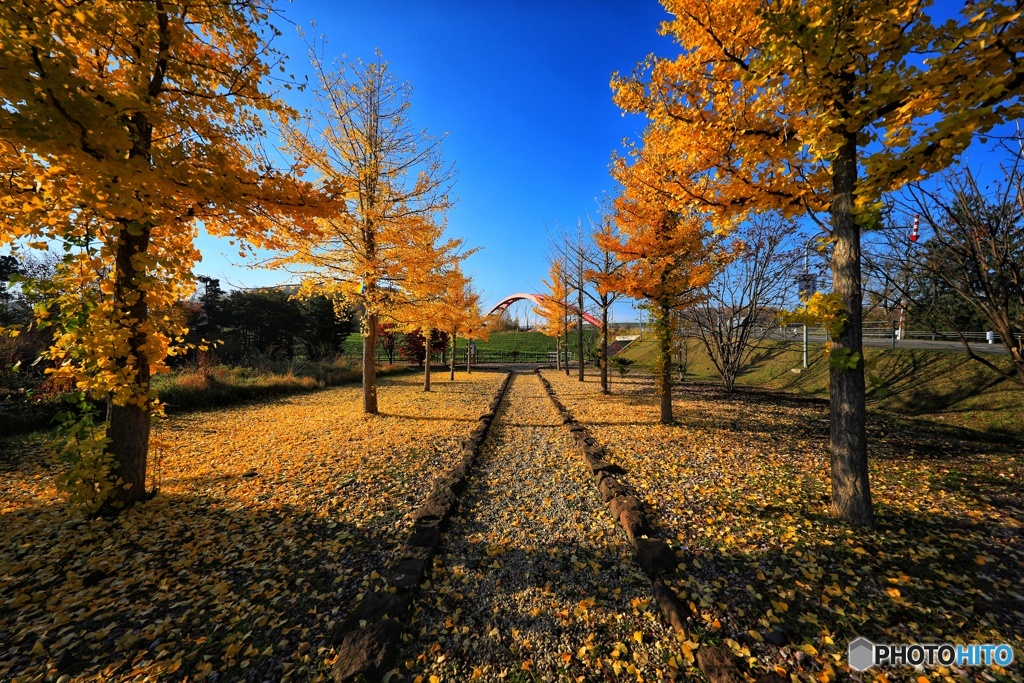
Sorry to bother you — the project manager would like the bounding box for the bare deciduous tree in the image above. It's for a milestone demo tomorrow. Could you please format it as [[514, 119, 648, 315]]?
[[585, 216, 623, 394], [549, 218, 624, 390], [875, 156, 1024, 385], [684, 215, 798, 392]]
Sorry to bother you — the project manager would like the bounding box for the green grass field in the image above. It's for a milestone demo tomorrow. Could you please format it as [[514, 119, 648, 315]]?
[[343, 330, 601, 358], [453, 330, 598, 354], [619, 334, 1024, 440]]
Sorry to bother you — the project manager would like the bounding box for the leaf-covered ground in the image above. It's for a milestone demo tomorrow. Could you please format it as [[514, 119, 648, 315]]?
[[0, 371, 503, 683], [399, 373, 680, 682], [542, 370, 1024, 683]]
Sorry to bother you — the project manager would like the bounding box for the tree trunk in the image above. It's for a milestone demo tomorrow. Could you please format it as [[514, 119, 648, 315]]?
[[577, 287, 585, 382], [466, 342, 472, 374], [600, 305, 609, 394], [107, 400, 150, 503], [829, 133, 875, 528], [450, 329, 456, 381], [555, 332, 561, 370], [991, 319, 1024, 384], [562, 293, 570, 376], [656, 301, 673, 425], [107, 219, 153, 508], [723, 335, 737, 393], [362, 313, 379, 414]]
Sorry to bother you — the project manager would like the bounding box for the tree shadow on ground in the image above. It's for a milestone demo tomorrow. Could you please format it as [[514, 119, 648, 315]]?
[[670, 380, 1020, 454], [494, 421, 563, 429], [0, 492, 405, 682], [377, 413, 478, 423], [541, 366, 1023, 677], [587, 420, 665, 428], [397, 524, 672, 681], [660, 504, 1024, 676], [863, 350, 1007, 414], [0, 431, 53, 474], [399, 484, 1022, 682], [638, 451, 1024, 677]]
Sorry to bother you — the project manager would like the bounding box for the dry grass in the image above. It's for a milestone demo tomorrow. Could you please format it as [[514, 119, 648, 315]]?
[[620, 338, 1024, 440], [154, 360, 413, 414]]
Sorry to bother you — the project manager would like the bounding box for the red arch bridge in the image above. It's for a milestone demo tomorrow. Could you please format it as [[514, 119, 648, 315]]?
[[485, 292, 602, 328]]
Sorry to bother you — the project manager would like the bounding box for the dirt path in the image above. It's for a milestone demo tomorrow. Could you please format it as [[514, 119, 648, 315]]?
[[398, 372, 676, 682]]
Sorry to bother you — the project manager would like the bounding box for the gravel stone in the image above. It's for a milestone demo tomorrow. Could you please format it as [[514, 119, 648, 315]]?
[[399, 372, 674, 681]]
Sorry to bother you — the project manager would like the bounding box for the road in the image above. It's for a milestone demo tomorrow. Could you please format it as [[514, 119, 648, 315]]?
[[770, 332, 1014, 355]]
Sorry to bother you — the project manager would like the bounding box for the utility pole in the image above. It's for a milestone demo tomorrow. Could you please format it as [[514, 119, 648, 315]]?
[[803, 322, 809, 368], [798, 235, 819, 369]]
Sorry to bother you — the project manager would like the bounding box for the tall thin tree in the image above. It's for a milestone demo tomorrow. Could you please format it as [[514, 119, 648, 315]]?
[[275, 49, 454, 414], [598, 170, 719, 424]]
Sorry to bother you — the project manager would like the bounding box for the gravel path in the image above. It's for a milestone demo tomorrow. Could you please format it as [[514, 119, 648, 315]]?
[[398, 372, 678, 682]]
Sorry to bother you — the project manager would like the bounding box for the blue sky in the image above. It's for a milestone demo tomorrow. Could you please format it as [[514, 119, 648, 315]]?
[[195, 1, 1005, 323], [195, 1, 676, 320]]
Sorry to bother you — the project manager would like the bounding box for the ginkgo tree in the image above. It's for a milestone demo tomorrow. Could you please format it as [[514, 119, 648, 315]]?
[[461, 297, 491, 375], [597, 162, 719, 425], [442, 276, 484, 381], [0, 0, 316, 510], [274, 48, 454, 414], [392, 225, 475, 392], [614, 0, 1024, 526], [534, 258, 574, 372]]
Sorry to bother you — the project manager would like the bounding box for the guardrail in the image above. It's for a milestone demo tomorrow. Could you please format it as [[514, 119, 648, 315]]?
[[775, 323, 1022, 345], [337, 326, 1022, 365], [335, 350, 580, 365], [897, 330, 1022, 344], [460, 350, 567, 364]]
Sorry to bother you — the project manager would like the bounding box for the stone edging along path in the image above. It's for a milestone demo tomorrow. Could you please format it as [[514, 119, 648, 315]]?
[[330, 371, 513, 683], [533, 370, 782, 683]]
